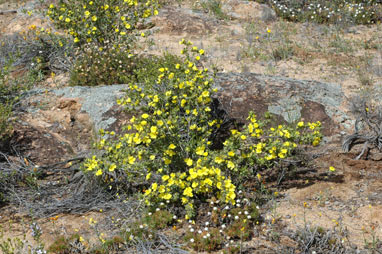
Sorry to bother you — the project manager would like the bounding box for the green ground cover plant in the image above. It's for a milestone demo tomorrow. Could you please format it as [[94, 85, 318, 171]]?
[[264, 0, 382, 25]]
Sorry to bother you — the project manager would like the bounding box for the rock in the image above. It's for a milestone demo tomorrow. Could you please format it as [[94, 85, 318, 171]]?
[[213, 72, 348, 136], [16, 72, 351, 164], [221, 0, 276, 22], [151, 6, 219, 35]]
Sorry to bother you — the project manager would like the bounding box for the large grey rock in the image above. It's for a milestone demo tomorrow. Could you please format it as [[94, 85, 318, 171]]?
[[221, 0, 276, 22], [213, 72, 349, 136]]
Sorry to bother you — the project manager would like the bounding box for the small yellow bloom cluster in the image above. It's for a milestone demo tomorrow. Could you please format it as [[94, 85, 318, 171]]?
[[214, 112, 322, 180], [45, 0, 159, 45]]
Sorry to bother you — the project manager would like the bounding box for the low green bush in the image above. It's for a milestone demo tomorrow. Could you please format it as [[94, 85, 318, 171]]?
[[69, 44, 137, 86], [266, 0, 382, 24]]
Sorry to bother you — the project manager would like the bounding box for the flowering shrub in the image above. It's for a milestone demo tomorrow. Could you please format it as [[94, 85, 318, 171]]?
[[45, 0, 159, 46], [69, 43, 136, 86], [268, 0, 382, 24], [83, 41, 322, 218], [217, 114, 322, 183], [183, 196, 260, 252]]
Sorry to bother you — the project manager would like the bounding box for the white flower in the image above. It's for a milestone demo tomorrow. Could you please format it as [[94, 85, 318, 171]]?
[[198, 230, 202, 234], [222, 224, 226, 229], [213, 207, 218, 211], [205, 222, 209, 226], [173, 215, 177, 219], [148, 212, 152, 216], [207, 212, 211, 216], [247, 215, 251, 219], [234, 216, 239, 220], [139, 225, 144, 229], [206, 233, 210, 237], [204, 227, 209, 231], [190, 228, 194, 232], [190, 238, 195, 243], [244, 211, 248, 215]]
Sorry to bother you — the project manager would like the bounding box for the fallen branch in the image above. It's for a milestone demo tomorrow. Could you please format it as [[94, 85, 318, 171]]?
[[0, 10, 17, 15]]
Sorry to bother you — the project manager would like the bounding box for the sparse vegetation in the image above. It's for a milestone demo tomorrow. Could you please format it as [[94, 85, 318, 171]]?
[[1, 0, 382, 253], [265, 0, 382, 25]]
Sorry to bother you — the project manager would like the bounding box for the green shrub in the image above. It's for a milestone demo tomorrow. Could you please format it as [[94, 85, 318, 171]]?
[[82, 41, 322, 219], [0, 62, 17, 142], [0, 26, 74, 75], [45, 0, 159, 47], [267, 0, 382, 25], [69, 43, 137, 86]]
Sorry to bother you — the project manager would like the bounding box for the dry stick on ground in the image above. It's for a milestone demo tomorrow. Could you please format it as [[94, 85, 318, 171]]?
[[0, 10, 17, 15], [342, 98, 382, 160]]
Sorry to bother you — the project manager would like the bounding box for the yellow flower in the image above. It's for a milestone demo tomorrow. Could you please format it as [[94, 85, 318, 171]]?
[[92, 16, 97, 21], [128, 156, 136, 164], [65, 17, 71, 23], [141, 32, 145, 37], [199, 49, 205, 55], [109, 164, 117, 172], [74, 37, 79, 43], [329, 166, 336, 172], [169, 144, 176, 150], [297, 121, 304, 127], [227, 161, 235, 169], [185, 158, 193, 166], [95, 169, 103, 176], [195, 146, 205, 155], [215, 156, 224, 164], [163, 193, 172, 200], [183, 187, 193, 197], [162, 175, 170, 181], [85, 11, 90, 16], [228, 151, 235, 157]]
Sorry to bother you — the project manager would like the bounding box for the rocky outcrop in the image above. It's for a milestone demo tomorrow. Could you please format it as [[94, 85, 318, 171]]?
[[221, 0, 276, 22], [214, 73, 348, 136], [15, 73, 350, 165]]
